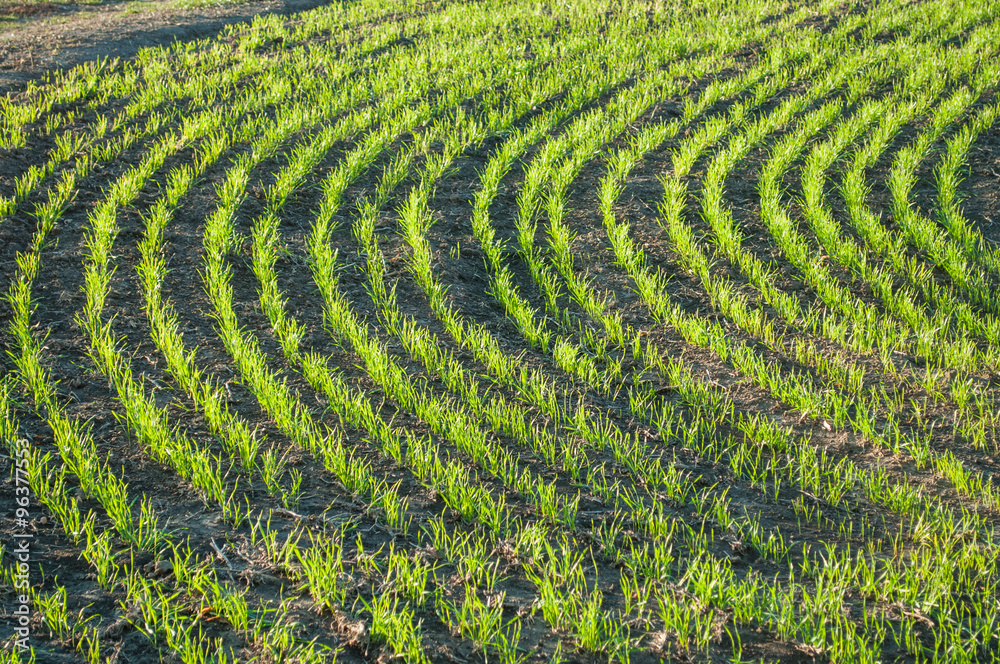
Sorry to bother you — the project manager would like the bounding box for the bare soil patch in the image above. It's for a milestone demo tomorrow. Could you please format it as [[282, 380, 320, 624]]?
[[0, 0, 333, 90]]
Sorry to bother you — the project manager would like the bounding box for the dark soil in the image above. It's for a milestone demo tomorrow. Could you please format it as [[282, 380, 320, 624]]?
[[962, 121, 1000, 246]]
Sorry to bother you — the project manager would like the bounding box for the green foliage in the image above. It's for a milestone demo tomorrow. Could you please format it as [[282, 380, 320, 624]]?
[[6, 0, 1000, 661]]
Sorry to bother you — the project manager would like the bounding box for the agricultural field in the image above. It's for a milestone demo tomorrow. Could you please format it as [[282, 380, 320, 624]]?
[[4, 0, 1000, 661]]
